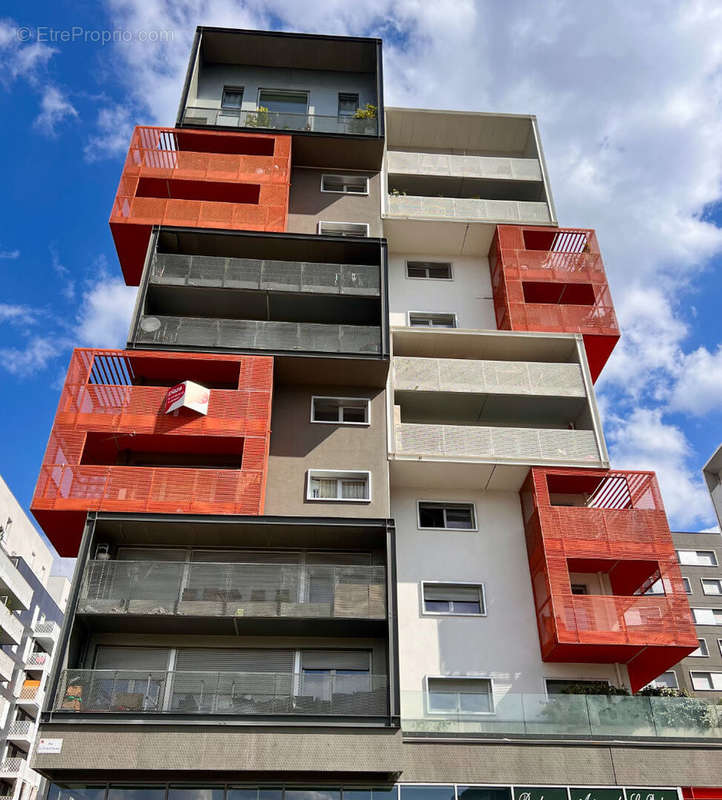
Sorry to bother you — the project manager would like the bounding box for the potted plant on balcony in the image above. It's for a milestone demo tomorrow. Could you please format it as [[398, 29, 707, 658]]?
[[246, 106, 271, 128], [350, 103, 377, 134], [637, 685, 720, 733]]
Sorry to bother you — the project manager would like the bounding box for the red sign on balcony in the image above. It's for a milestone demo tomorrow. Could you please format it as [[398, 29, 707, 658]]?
[[164, 381, 210, 415]]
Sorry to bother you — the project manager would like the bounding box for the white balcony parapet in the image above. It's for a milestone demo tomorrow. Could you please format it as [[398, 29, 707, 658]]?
[[0, 605, 24, 646], [387, 150, 543, 182], [394, 356, 586, 398], [386, 194, 551, 224], [33, 621, 59, 649], [7, 720, 34, 746], [0, 758, 26, 778], [395, 422, 601, 465], [0, 649, 14, 683], [0, 549, 32, 611], [25, 652, 49, 670]]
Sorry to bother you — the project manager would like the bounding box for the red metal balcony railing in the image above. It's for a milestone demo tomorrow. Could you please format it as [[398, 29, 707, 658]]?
[[110, 126, 292, 285], [490, 226, 620, 382], [520, 467, 697, 691], [31, 349, 273, 557]]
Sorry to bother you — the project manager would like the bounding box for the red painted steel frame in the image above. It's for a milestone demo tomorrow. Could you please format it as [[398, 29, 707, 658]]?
[[110, 126, 292, 285], [520, 467, 697, 691], [490, 225, 620, 382], [31, 349, 273, 557]]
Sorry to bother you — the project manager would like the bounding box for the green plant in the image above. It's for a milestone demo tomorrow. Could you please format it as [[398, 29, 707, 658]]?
[[390, 188, 407, 197], [637, 687, 719, 730], [349, 103, 377, 133], [353, 103, 377, 119], [561, 684, 629, 696], [246, 106, 271, 128]]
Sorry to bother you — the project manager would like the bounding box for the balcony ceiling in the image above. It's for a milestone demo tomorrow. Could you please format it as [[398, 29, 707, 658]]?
[[389, 459, 529, 491]]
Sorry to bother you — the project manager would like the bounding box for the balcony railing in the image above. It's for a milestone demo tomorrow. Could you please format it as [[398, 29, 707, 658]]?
[[393, 356, 586, 397], [150, 252, 381, 296], [78, 560, 386, 619], [401, 691, 722, 739], [395, 422, 601, 465], [387, 151, 542, 182], [55, 669, 388, 716], [387, 194, 551, 224], [134, 316, 382, 355], [182, 107, 379, 136], [26, 652, 49, 669], [33, 621, 59, 646], [0, 758, 25, 776], [0, 649, 14, 682], [0, 548, 32, 610], [0, 604, 23, 646], [7, 720, 33, 739]]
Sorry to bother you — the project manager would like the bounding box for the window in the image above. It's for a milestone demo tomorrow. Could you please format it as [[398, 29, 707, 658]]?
[[545, 679, 610, 695], [644, 579, 665, 595], [426, 677, 493, 714], [718, 639, 722, 657], [677, 549, 718, 566], [702, 579, 722, 595], [258, 90, 308, 115], [646, 671, 678, 689], [301, 649, 371, 700], [321, 174, 369, 194], [408, 312, 457, 328], [317, 221, 369, 238], [406, 261, 453, 280], [571, 584, 589, 595], [338, 93, 359, 117], [691, 638, 710, 657], [221, 86, 243, 109], [683, 577, 692, 594], [422, 583, 485, 615], [692, 607, 722, 625], [690, 671, 722, 691], [311, 396, 370, 425], [307, 470, 370, 502], [418, 502, 476, 530]]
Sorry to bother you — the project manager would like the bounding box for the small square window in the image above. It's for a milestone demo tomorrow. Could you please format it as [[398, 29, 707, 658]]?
[[422, 583, 485, 615], [571, 583, 588, 595], [406, 262, 453, 280], [338, 93, 359, 117], [702, 579, 722, 595], [682, 577, 692, 594], [677, 549, 718, 566], [311, 396, 370, 425], [221, 87, 244, 109], [644, 671, 678, 689], [691, 670, 722, 691], [408, 312, 457, 328], [418, 502, 476, 530], [307, 470, 370, 502], [321, 175, 369, 194], [318, 221, 369, 238], [691, 638, 709, 657], [427, 677, 493, 714]]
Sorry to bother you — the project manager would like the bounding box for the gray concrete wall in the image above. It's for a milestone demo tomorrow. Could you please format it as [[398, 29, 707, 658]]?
[[264, 385, 390, 518], [287, 168, 382, 237]]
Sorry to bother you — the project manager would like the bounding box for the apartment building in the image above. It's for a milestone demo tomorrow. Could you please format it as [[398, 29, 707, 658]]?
[[0, 477, 69, 800], [26, 25, 722, 800], [704, 444, 722, 530]]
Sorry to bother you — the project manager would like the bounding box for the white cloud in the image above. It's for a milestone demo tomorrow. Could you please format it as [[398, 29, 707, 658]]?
[[606, 407, 715, 529], [76, 273, 137, 348], [0, 303, 37, 326], [83, 104, 134, 161], [33, 85, 78, 135], [667, 345, 722, 416], [0, 248, 19, 259], [0, 337, 62, 376], [0, 19, 57, 85]]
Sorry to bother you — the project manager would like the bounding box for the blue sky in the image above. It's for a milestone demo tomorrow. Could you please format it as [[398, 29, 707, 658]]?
[[1, 1, 721, 574]]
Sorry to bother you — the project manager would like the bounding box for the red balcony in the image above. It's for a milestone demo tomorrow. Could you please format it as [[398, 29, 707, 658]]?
[[110, 126, 292, 285], [490, 226, 620, 382], [31, 349, 273, 557], [520, 467, 697, 691]]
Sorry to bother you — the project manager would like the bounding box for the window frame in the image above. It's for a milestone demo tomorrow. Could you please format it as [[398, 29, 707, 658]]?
[[416, 501, 477, 531], [692, 607, 722, 625], [310, 396, 371, 426], [306, 469, 371, 503], [405, 261, 454, 281], [690, 670, 722, 691], [424, 674, 495, 716], [645, 671, 679, 690], [701, 578, 722, 595], [543, 678, 611, 698], [407, 311, 458, 329], [421, 581, 486, 617], [320, 174, 370, 195], [337, 92, 360, 118], [317, 221, 370, 238], [682, 576, 692, 594], [221, 86, 244, 110], [256, 88, 309, 115], [677, 549, 719, 567], [690, 638, 710, 657]]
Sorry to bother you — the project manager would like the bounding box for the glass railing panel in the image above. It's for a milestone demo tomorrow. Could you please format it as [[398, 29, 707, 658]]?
[[181, 107, 378, 136]]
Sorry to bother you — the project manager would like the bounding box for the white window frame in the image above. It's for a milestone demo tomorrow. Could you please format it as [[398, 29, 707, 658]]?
[[692, 607, 722, 625], [407, 311, 458, 328], [310, 396, 371, 426], [221, 86, 244, 109], [421, 581, 486, 617], [701, 578, 722, 595], [320, 174, 369, 195], [416, 500, 477, 531], [644, 671, 679, 690], [690, 638, 710, 657], [424, 674, 495, 715], [677, 549, 719, 566], [256, 88, 309, 114], [405, 261, 454, 281], [337, 92, 360, 118], [682, 576, 692, 594], [690, 670, 722, 691], [317, 221, 370, 238], [306, 469, 371, 502], [543, 678, 611, 698]]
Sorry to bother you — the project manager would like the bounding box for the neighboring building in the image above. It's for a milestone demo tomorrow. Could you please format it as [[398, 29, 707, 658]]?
[[0, 477, 69, 800], [664, 531, 722, 698], [26, 25, 722, 800], [703, 443, 722, 530]]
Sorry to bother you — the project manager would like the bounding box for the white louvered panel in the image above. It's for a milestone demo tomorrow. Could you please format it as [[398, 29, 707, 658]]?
[[491, 427, 542, 460], [527, 362, 585, 396], [443, 425, 493, 458], [537, 429, 599, 461], [394, 356, 440, 391], [483, 360, 530, 394], [396, 422, 444, 454], [175, 648, 294, 673], [437, 358, 486, 393]]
